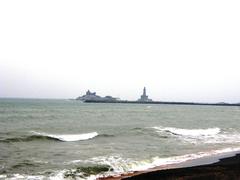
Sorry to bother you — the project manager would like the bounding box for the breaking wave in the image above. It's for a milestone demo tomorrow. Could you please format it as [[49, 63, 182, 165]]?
[[63, 147, 240, 179], [153, 126, 221, 136], [2, 147, 240, 180], [64, 164, 113, 179], [152, 126, 240, 144], [0, 132, 99, 143], [0, 135, 60, 143], [31, 131, 99, 142]]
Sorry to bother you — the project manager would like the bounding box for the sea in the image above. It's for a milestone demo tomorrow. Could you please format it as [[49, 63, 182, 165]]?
[[1, 98, 240, 180]]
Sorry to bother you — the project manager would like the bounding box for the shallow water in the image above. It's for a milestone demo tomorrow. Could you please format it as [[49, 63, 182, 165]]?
[[0, 99, 240, 179]]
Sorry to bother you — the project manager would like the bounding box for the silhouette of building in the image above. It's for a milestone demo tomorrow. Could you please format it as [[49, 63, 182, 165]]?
[[138, 87, 152, 102], [76, 90, 119, 102], [86, 90, 96, 96]]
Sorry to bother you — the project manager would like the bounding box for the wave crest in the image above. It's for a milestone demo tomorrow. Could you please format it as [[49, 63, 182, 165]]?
[[152, 126, 240, 144], [0, 132, 99, 143], [65, 147, 240, 179], [31, 131, 99, 142], [3, 147, 240, 180], [153, 126, 221, 136], [0, 135, 61, 143]]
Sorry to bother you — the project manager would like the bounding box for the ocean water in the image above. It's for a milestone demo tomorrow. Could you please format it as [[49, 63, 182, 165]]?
[[1, 99, 240, 179]]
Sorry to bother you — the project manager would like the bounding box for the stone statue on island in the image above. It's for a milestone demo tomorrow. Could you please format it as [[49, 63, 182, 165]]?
[[138, 87, 152, 102]]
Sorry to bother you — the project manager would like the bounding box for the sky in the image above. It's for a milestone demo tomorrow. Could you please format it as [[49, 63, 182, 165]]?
[[0, 0, 240, 103]]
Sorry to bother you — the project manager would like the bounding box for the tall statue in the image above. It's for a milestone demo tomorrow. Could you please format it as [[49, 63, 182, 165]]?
[[138, 87, 152, 102], [143, 87, 146, 96]]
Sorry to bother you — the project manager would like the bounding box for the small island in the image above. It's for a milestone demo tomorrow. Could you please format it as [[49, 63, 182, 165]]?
[[76, 90, 119, 102]]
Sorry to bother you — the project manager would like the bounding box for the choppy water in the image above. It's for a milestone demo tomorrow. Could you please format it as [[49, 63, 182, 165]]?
[[0, 99, 240, 179]]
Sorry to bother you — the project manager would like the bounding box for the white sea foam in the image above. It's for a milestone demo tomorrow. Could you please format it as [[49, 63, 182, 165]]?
[[203, 133, 240, 144], [153, 126, 221, 136], [65, 147, 240, 179], [4, 147, 240, 180], [31, 131, 98, 142], [143, 147, 240, 170], [152, 126, 240, 144], [0, 175, 7, 179], [3, 171, 97, 180], [88, 155, 133, 173], [3, 174, 44, 180], [48, 170, 66, 180], [125, 147, 240, 172], [48, 169, 107, 180]]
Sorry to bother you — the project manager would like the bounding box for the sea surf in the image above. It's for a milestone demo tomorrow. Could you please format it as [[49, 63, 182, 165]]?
[[1, 99, 240, 179]]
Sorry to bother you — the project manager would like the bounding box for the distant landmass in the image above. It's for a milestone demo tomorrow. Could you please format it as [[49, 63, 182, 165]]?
[[76, 88, 240, 107]]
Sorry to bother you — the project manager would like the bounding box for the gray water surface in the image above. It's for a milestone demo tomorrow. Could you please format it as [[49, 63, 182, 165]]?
[[0, 99, 240, 179]]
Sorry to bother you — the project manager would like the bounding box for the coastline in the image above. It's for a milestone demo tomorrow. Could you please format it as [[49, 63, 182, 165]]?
[[99, 150, 240, 180]]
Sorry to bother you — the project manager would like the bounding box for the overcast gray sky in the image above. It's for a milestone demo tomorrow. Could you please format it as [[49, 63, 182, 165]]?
[[0, 0, 240, 103]]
